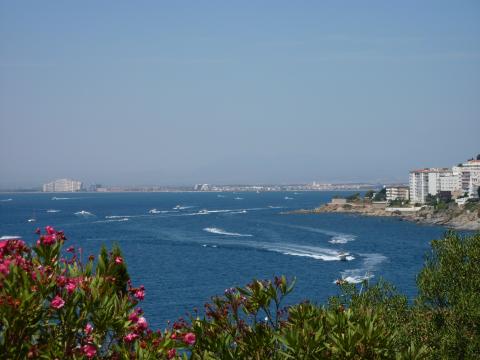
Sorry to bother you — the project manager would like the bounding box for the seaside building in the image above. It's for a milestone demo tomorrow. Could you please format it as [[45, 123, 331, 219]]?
[[459, 160, 480, 198], [194, 184, 211, 191], [408, 158, 479, 203], [409, 170, 429, 204], [43, 178, 83, 192], [427, 168, 461, 194], [386, 186, 410, 202]]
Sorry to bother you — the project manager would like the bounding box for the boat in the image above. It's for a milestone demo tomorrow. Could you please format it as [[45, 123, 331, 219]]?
[[27, 211, 36, 222], [199, 209, 209, 215], [173, 205, 182, 210], [148, 208, 160, 214], [75, 210, 93, 216], [338, 252, 348, 261]]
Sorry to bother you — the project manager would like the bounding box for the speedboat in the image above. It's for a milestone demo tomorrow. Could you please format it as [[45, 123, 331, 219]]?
[[173, 205, 182, 210], [338, 252, 348, 261], [75, 210, 93, 216], [199, 209, 209, 215], [27, 218, 36, 223], [149, 208, 160, 214]]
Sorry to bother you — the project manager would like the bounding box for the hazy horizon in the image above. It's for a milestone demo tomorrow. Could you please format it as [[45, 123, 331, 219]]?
[[1, 1, 479, 188]]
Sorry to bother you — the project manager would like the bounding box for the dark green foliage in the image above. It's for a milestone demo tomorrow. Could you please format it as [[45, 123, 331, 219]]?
[[346, 193, 361, 202], [364, 190, 375, 199], [415, 231, 480, 358], [373, 188, 387, 201]]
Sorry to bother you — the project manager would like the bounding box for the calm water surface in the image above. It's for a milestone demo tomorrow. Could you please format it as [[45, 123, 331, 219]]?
[[0, 192, 449, 328]]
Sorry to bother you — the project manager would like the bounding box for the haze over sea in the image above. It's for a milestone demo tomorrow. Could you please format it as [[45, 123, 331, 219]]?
[[0, 191, 451, 328]]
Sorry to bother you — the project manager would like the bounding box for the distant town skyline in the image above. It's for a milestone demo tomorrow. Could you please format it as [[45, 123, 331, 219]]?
[[1, 1, 479, 188]]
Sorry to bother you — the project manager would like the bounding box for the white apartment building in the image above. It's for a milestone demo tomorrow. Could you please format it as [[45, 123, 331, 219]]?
[[427, 168, 462, 194], [409, 170, 429, 204], [459, 160, 480, 198], [386, 186, 409, 202], [43, 178, 83, 192]]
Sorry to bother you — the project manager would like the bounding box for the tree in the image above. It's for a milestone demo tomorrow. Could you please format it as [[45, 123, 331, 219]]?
[[477, 154, 480, 160], [364, 190, 375, 199], [346, 192, 361, 202], [416, 231, 480, 358], [373, 188, 386, 201]]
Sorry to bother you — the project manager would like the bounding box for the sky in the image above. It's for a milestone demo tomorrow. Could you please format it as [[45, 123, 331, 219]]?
[[1, 1, 479, 188]]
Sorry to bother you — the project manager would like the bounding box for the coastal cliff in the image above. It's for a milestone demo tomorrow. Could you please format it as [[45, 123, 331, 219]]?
[[288, 201, 480, 231]]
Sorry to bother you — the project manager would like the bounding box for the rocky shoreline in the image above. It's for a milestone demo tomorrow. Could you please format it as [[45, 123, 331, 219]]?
[[287, 202, 480, 231]]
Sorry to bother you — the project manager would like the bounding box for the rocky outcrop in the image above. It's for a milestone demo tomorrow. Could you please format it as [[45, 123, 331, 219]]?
[[287, 202, 480, 231]]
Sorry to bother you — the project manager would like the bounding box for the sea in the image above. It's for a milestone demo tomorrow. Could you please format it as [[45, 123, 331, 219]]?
[[0, 191, 452, 329]]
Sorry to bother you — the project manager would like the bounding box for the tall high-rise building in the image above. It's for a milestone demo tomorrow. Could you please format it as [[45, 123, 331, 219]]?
[[43, 178, 83, 192], [409, 170, 429, 204]]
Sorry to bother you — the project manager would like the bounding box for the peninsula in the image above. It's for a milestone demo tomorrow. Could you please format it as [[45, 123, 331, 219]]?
[[289, 196, 480, 231]]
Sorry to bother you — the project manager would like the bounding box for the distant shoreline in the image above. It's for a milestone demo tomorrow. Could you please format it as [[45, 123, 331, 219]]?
[[0, 189, 370, 195]]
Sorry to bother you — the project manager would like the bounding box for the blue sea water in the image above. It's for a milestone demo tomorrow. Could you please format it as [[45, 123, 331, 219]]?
[[0, 192, 450, 329]]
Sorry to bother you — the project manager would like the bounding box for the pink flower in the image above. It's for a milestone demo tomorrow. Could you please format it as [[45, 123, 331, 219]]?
[[134, 289, 145, 300], [82, 344, 97, 359], [56, 275, 67, 287], [45, 226, 55, 235], [66, 282, 76, 294], [50, 295, 65, 309], [183, 332, 196, 345], [124, 332, 139, 343], [128, 311, 139, 323], [137, 316, 148, 331], [35, 228, 41, 235], [0, 240, 8, 249], [66, 246, 75, 253], [42, 235, 55, 246], [85, 323, 93, 335], [167, 348, 176, 359], [114, 256, 123, 264], [0, 259, 11, 275]]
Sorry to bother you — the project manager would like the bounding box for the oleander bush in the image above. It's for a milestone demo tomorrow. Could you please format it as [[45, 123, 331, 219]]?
[[0, 227, 193, 359], [1, 228, 479, 359]]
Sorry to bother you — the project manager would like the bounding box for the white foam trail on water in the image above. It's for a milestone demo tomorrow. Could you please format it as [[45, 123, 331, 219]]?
[[234, 197, 243, 200], [203, 227, 253, 237], [0, 235, 21, 240], [52, 197, 72, 200], [266, 244, 354, 261], [336, 253, 387, 284], [0, 198, 13, 202], [173, 205, 195, 210], [95, 218, 129, 223], [46, 209, 60, 213], [263, 222, 357, 245], [284, 196, 294, 200], [74, 210, 94, 216], [226, 210, 248, 215], [329, 234, 356, 244], [199, 235, 354, 262]]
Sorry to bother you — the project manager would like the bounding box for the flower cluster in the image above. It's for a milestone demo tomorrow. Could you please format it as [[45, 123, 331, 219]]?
[[0, 226, 193, 359]]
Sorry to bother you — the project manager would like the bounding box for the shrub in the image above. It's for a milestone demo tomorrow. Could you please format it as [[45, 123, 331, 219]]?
[[0, 227, 192, 359], [2, 227, 479, 359]]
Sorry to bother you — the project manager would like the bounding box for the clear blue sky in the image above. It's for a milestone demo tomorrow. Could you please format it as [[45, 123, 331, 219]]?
[[1, 1, 479, 187]]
